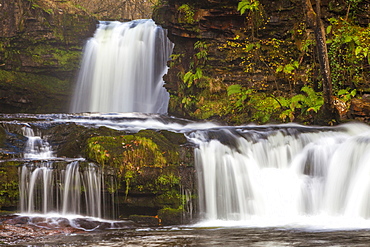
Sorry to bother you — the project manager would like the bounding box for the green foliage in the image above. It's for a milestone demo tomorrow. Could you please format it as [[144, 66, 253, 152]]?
[[337, 88, 357, 102], [156, 173, 180, 188], [276, 60, 299, 74], [86, 131, 184, 200], [178, 41, 210, 111], [0, 163, 19, 209], [238, 0, 260, 14], [236, 0, 265, 31], [183, 67, 203, 88], [169, 53, 184, 67], [327, 18, 370, 90], [227, 84, 323, 123], [227, 84, 254, 109], [194, 41, 208, 60], [178, 4, 196, 24], [279, 86, 324, 122]]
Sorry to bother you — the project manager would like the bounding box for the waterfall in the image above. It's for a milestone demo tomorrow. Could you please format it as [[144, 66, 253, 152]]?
[[19, 126, 111, 219], [19, 161, 106, 218], [71, 19, 173, 114], [22, 126, 54, 159], [190, 123, 370, 227]]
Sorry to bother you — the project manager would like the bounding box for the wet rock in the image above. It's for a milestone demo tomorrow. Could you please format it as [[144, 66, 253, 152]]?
[[54, 218, 72, 228], [4, 216, 29, 225], [350, 98, 370, 122], [158, 208, 184, 226], [0, 215, 80, 245], [110, 220, 138, 229], [72, 218, 101, 230], [71, 218, 137, 230], [30, 217, 47, 225], [128, 215, 160, 227]]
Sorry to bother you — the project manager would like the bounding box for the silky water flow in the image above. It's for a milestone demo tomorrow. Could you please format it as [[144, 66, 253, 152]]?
[[190, 123, 370, 228], [70, 19, 173, 114], [19, 126, 108, 219]]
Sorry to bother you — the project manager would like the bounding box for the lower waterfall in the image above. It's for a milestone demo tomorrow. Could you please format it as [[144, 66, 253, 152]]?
[[19, 126, 115, 220], [19, 161, 105, 218], [190, 123, 370, 228], [11, 114, 370, 229]]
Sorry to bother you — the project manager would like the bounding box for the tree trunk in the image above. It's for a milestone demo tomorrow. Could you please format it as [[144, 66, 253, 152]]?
[[303, 0, 338, 124]]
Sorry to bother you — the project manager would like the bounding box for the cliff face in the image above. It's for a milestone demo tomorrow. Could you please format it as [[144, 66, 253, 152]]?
[[154, 0, 370, 124], [0, 0, 97, 113]]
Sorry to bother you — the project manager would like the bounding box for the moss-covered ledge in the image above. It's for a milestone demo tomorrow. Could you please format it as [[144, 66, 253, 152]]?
[[86, 129, 196, 225]]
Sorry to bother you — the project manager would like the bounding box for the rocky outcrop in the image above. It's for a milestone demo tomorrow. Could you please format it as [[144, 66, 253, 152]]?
[[0, 0, 97, 113], [350, 97, 370, 122], [85, 129, 196, 224], [154, 0, 370, 124], [154, 0, 307, 120]]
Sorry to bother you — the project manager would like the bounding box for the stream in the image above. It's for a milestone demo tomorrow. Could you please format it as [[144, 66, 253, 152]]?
[[12, 226, 370, 246]]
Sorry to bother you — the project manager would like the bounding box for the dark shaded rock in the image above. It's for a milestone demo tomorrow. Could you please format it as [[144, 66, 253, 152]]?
[[4, 216, 29, 225], [128, 215, 160, 226], [72, 218, 101, 230], [45, 123, 124, 158], [158, 207, 184, 225], [0, 124, 28, 159], [72, 218, 137, 230], [350, 98, 370, 122], [53, 218, 71, 228], [109, 220, 138, 229]]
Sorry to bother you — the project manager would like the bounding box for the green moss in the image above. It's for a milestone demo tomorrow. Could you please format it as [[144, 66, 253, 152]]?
[[24, 44, 81, 72], [86, 130, 188, 210], [158, 207, 184, 225], [0, 69, 71, 113], [178, 4, 197, 24], [0, 161, 20, 210], [86, 130, 186, 170]]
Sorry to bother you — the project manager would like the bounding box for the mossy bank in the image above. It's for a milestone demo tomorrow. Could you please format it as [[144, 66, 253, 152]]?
[[0, 0, 97, 113]]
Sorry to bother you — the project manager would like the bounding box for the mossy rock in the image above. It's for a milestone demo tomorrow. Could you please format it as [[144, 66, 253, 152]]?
[[86, 129, 194, 217], [158, 207, 184, 225], [0, 0, 97, 114], [0, 123, 28, 159], [0, 161, 21, 211], [86, 129, 187, 170], [46, 123, 124, 158], [0, 70, 71, 113]]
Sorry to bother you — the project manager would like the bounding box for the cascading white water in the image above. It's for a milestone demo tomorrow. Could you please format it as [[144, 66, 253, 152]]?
[[190, 123, 370, 228], [19, 161, 104, 218], [22, 126, 54, 159], [71, 19, 173, 114], [19, 126, 108, 219]]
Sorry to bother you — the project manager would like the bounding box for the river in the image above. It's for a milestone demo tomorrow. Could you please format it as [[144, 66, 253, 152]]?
[[14, 225, 370, 246]]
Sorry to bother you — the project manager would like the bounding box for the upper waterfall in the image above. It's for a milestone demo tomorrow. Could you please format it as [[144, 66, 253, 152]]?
[[70, 19, 173, 114]]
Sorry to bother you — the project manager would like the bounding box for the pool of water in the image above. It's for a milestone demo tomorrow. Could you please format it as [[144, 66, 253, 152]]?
[[16, 226, 370, 246]]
